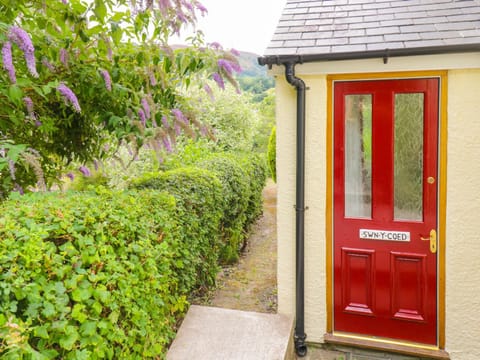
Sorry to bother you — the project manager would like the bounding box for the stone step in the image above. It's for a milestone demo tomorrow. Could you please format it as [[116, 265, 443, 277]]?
[[167, 305, 294, 360]]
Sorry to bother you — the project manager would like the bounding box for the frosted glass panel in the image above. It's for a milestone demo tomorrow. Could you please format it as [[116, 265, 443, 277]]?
[[345, 95, 372, 218], [394, 93, 424, 221]]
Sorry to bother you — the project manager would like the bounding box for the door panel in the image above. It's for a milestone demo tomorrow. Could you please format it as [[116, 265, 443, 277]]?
[[333, 78, 439, 345]]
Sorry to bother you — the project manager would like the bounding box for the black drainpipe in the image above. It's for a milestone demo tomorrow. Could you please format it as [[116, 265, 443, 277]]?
[[284, 62, 308, 357]]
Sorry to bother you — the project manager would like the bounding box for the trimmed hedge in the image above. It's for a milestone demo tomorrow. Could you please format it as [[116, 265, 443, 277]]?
[[0, 152, 267, 358], [0, 189, 184, 359], [131, 167, 223, 290], [267, 126, 276, 182]]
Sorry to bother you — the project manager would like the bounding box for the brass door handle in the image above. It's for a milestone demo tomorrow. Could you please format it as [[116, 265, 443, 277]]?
[[420, 229, 437, 254]]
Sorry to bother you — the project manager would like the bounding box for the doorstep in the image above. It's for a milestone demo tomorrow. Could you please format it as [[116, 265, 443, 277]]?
[[167, 305, 294, 360]]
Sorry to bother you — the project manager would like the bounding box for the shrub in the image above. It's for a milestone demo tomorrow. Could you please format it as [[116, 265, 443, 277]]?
[[131, 167, 223, 291], [0, 189, 187, 359], [267, 126, 277, 182]]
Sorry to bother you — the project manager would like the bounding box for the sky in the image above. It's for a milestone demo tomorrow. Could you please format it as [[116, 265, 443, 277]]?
[[181, 0, 286, 55]]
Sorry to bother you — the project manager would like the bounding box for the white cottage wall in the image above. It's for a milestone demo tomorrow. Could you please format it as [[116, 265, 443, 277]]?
[[445, 69, 480, 360]]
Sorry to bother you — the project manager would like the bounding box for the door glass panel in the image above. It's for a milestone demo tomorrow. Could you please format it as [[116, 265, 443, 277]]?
[[394, 93, 424, 221], [345, 95, 372, 218]]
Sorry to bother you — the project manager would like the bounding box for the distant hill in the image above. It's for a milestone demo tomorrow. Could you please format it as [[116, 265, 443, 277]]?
[[236, 51, 269, 78]]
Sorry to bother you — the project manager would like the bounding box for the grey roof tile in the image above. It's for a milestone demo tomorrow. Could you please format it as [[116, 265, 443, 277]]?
[[264, 0, 480, 57]]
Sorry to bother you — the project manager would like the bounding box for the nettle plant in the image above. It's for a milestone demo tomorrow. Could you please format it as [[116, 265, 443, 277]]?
[[0, 0, 241, 198]]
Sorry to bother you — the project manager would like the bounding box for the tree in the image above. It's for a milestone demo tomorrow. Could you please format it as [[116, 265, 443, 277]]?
[[0, 0, 241, 198]]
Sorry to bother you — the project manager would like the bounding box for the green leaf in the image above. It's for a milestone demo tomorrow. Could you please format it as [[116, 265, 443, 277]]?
[[8, 85, 23, 104], [41, 302, 56, 318], [93, 1, 107, 23], [34, 325, 49, 339], [59, 326, 79, 350], [71, 287, 92, 302], [80, 321, 96, 336], [72, 304, 87, 323]]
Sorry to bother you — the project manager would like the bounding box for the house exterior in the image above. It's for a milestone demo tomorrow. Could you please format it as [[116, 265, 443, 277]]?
[[259, 1, 480, 359]]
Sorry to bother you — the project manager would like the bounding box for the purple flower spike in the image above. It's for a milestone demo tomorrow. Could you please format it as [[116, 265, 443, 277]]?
[[59, 48, 68, 67], [141, 98, 150, 119], [157, 0, 172, 15], [14, 183, 24, 195], [2, 41, 16, 83], [218, 59, 233, 76], [78, 166, 91, 177], [35, 120, 42, 127], [66, 172, 74, 181], [212, 72, 225, 90], [8, 26, 38, 78], [138, 108, 146, 125], [149, 71, 157, 86], [61, 0, 68, 4], [172, 108, 188, 124], [42, 57, 55, 72], [230, 48, 240, 56], [57, 83, 81, 112], [203, 84, 214, 101], [196, 2, 208, 16], [209, 42, 222, 50], [163, 137, 172, 153], [23, 97, 34, 113], [174, 123, 181, 136], [100, 69, 112, 91], [161, 115, 169, 129]]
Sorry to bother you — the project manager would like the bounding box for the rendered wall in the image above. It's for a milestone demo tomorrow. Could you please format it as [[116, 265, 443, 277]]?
[[444, 69, 480, 360], [274, 55, 480, 359]]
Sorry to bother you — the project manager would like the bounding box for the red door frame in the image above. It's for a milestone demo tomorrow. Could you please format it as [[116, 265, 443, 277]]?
[[332, 77, 440, 345]]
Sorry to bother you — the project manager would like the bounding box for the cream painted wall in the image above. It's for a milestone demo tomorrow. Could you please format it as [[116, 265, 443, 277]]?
[[274, 55, 480, 359], [445, 70, 480, 360]]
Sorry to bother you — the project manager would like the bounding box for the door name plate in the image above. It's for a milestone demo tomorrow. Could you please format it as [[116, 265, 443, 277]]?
[[359, 229, 410, 242]]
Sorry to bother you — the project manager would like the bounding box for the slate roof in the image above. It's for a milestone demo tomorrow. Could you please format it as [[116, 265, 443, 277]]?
[[264, 0, 480, 57]]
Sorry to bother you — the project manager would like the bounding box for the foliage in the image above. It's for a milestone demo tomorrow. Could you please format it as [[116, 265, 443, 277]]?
[[130, 167, 223, 291], [267, 126, 276, 182], [0, 189, 188, 358], [237, 75, 274, 102], [0, 0, 241, 198], [196, 153, 266, 263], [252, 88, 275, 153]]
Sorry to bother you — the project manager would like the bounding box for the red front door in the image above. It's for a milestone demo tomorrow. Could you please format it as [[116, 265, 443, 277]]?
[[333, 78, 439, 345]]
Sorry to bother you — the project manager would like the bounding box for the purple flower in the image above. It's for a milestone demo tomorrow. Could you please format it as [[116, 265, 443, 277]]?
[[174, 123, 181, 136], [182, 1, 194, 14], [35, 120, 42, 127], [161, 115, 169, 129], [57, 83, 81, 112], [14, 183, 24, 195], [61, 0, 68, 4], [163, 137, 172, 153], [2, 41, 16, 83], [59, 48, 68, 67], [212, 72, 224, 90], [141, 98, 150, 119], [23, 97, 34, 114], [176, 10, 188, 23], [8, 26, 38, 78], [203, 83, 214, 101], [100, 69, 112, 91], [149, 71, 157, 86], [138, 108, 146, 125], [209, 42, 222, 50], [157, 0, 172, 15], [196, 2, 208, 16], [218, 59, 234, 76], [78, 165, 91, 177], [42, 57, 55, 72], [93, 159, 99, 171], [230, 48, 240, 56], [152, 118, 158, 128], [66, 172, 75, 181], [172, 108, 188, 124]]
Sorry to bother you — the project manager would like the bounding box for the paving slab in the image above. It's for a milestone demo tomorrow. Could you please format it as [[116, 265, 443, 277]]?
[[167, 305, 294, 360]]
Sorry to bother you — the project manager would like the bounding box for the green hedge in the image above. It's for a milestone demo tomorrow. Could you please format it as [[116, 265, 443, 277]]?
[[267, 126, 276, 182], [0, 153, 267, 358], [131, 167, 223, 291]]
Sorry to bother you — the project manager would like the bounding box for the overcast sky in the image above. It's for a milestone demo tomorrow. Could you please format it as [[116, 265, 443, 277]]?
[[182, 0, 286, 55]]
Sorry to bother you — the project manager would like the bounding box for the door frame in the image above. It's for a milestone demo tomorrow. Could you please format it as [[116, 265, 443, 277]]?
[[325, 71, 448, 351]]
